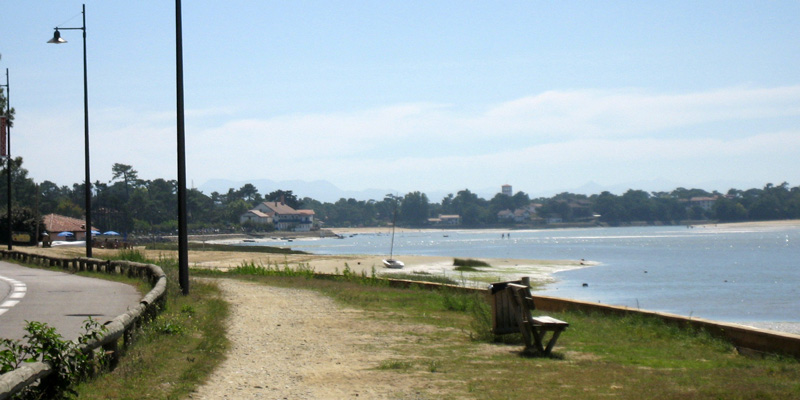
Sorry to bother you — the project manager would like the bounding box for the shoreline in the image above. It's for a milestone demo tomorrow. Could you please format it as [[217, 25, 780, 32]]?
[[327, 219, 800, 235], [164, 219, 800, 243]]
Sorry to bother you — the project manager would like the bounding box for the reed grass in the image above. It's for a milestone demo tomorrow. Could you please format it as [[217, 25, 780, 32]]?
[[453, 258, 492, 271]]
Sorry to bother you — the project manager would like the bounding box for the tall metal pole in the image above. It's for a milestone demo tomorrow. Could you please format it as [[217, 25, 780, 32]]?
[[47, 4, 91, 257], [81, 4, 92, 257], [4, 68, 10, 251], [176, 0, 189, 294]]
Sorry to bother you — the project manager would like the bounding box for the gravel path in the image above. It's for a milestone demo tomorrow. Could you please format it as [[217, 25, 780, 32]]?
[[187, 279, 431, 399]]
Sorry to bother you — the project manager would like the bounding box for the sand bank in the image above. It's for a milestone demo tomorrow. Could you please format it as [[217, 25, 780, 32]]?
[[694, 219, 800, 230], [332, 219, 800, 235], [182, 251, 589, 287]]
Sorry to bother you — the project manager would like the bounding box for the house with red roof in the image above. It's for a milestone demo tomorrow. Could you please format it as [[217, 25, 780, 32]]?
[[42, 213, 97, 241], [240, 201, 315, 231]]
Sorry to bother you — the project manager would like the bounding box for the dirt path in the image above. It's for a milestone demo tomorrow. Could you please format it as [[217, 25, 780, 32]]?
[[187, 279, 436, 399]]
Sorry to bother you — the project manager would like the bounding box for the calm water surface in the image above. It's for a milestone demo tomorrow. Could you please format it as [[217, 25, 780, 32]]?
[[241, 225, 800, 323]]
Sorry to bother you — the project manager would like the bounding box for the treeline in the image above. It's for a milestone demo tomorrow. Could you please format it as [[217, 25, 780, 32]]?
[[1, 159, 799, 237], [308, 184, 800, 227]]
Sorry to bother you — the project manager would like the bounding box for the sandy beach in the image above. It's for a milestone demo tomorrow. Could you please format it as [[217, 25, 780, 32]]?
[[690, 219, 800, 230]]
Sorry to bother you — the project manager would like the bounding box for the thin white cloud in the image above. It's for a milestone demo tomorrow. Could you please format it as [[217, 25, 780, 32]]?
[[19, 85, 800, 194], [482, 85, 800, 139]]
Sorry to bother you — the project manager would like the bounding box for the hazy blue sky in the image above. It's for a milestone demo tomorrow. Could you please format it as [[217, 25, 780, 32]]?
[[2, 1, 799, 198]]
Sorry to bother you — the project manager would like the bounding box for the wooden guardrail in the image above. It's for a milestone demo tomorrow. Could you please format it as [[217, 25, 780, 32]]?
[[0, 250, 168, 399]]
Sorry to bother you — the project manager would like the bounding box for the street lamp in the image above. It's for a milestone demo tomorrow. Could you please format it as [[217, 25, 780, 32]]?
[[0, 67, 10, 251], [48, 4, 93, 257], [176, 0, 189, 294]]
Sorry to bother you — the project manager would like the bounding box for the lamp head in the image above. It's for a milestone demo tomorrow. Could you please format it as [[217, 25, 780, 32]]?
[[47, 29, 67, 44]]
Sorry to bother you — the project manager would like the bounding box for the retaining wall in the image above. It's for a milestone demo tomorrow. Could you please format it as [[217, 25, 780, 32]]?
[[389, 276, 800, 359], [531, 293, 800, 359]]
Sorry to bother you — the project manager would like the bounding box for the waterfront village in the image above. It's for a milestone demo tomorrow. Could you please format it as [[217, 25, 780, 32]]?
[[234, 184, 720, 232]]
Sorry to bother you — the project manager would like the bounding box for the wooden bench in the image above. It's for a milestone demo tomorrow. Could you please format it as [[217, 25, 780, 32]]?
[[528, 315, 569, 355], [490, 280, 569, 355]]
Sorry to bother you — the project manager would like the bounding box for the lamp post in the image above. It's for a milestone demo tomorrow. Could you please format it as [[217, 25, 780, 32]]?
[[176, 0, 189, 294], [48, 4, 92, 257], [1, 67, 10, 251]]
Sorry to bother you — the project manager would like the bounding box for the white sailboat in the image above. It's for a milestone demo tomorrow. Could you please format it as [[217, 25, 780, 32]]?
[[382, 200, 404, 269]]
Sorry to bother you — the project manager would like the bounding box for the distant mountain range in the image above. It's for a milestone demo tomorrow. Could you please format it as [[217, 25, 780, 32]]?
[[198, 178, 503, 203], [197, 177, 769, 204]]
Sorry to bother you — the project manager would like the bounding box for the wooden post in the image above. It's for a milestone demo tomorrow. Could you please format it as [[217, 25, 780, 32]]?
[[102, 340, 119, 370]]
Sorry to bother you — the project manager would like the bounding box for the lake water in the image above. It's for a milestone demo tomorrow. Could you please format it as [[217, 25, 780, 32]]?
[[238, 224, 800, 324]]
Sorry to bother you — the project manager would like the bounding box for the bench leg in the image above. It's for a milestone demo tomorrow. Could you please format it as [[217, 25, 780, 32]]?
[[530, 327, 546, 353], [544, 329, 564, 355], [530, 327, 566, 355]]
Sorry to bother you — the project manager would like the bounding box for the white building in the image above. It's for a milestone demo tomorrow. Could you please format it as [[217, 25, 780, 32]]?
[[240, 201, 315, 231]]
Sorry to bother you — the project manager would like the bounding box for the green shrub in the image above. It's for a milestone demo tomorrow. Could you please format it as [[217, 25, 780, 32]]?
[[453, 258, 491, 271], [0, 318, 106, 399]]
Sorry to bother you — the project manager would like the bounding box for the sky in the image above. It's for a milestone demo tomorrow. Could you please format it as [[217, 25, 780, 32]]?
[[2, 1, 800, 200]]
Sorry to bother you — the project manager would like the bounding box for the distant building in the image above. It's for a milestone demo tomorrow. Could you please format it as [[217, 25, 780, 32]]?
[[43, 213, 97, 241], [497, 208, 531, 223], [239, 210, 272, 225], [497, 203, 540, 223], [501, 184, 512, 196], [686, 196, 718, 211], [427, 214, 461, 226], [240, 201, 315, 231]]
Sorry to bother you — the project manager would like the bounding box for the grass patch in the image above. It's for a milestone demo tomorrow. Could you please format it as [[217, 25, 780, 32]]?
[[69, 252, 229, 399], [377, 359, 414, 370], [453, 258, 491, 272], [388, 271, 460, 285], [205, 268, 800, 400]]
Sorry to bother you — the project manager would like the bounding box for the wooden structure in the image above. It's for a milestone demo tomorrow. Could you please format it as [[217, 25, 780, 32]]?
[[490, 278, 569, 355]]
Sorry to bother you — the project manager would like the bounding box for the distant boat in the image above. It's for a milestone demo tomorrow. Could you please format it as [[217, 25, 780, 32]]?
[[382, 197, 404, 269]]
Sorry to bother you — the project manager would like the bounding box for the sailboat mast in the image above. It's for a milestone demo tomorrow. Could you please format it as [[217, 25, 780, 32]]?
[[389, 207, 396, 259]]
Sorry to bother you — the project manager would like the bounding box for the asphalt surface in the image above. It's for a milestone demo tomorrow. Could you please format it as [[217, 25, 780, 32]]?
[[0, 261, 142, 341]]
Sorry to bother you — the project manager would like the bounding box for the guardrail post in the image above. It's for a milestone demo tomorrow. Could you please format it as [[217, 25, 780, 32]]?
[[102, 340, 119, 371], [124, 321, 136, 348]]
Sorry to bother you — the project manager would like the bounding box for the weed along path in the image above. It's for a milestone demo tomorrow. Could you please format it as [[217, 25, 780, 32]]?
[[188, 279, 442, 399]]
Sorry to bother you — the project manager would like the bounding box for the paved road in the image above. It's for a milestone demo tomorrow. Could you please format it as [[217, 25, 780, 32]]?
[[0, 261, 142, 341]]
